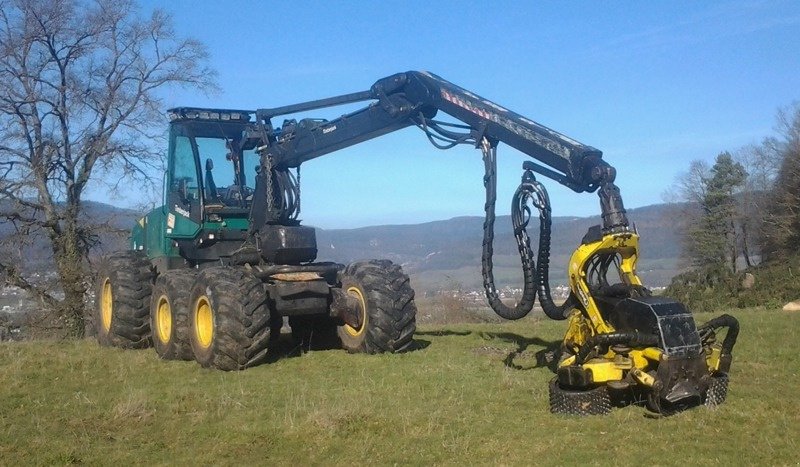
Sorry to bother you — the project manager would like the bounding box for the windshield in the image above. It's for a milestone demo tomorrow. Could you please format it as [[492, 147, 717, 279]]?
[[169, 120, 259, 208]]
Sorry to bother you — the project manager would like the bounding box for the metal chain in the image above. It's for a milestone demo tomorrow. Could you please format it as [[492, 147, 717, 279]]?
[[296, 165, 301, 217], [265, 154, 274, 216]]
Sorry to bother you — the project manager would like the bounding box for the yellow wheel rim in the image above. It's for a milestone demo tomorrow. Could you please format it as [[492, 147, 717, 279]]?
[[343, 286, 367, 337], [195, 295, 214, 349], [155, 295, 172, 344], [100, 278, 113, 332]]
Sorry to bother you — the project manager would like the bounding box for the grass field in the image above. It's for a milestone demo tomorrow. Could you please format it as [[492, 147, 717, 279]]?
[[2, 309, 799, 465]]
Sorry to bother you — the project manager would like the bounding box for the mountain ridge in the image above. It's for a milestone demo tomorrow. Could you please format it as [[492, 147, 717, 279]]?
[[1, 201, 686, 291]]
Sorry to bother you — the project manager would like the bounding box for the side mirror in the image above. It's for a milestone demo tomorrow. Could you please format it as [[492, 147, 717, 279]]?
[[205, 158, 214, 171]]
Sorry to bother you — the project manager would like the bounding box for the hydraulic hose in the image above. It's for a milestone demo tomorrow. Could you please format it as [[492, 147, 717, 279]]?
[[480, 139, 580, 321], [527, 176, 576, 321], [481, 141, 537, 320], [698, 314, 739, 357]]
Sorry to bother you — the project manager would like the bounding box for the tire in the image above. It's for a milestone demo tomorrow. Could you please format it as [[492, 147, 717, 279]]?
[[94, 251, 153, 349], [549, 378, 612, 415], [290, 316, 341, 351], [188, 266, 271, 370], [705, 372, 729, 407], [337, 260, 416, 354], [150, 269, 196, 360]]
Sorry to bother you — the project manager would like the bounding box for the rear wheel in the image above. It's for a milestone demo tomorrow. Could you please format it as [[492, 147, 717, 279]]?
[[548, 378, 612, 415], [150, 269, 195, 360], [94, 251, 153, 348], [189, 266, 271, 370], [337, 260, 416, 354], [705, 372, 729, 407]]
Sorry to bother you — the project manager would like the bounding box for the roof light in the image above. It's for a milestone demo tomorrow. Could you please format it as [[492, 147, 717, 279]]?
[[167, 108, 253, 122]]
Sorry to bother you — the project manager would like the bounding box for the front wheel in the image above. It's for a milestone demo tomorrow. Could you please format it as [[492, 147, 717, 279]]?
[[337, 260, 416, 354], [188, 267, 271, 370]]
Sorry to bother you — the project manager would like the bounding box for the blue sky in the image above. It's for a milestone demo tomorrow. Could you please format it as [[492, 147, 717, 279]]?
[[115, 0, 800, 228]]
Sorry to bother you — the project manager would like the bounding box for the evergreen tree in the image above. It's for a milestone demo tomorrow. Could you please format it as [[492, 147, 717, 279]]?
[[686, 152, 746, 272]]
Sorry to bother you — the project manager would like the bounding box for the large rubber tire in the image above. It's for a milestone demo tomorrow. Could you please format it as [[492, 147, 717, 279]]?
[[94, 251, 153, 349], [337, 260, 416, 354], [150, 269, 195, 360], [549, 378, 612, 415], [188, 266, 271, 370], [705, 372, 729, 407]]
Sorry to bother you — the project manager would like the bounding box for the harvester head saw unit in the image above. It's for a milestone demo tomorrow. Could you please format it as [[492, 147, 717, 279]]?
[[495, 165, 738, 416], [550, 221, 739, 415]]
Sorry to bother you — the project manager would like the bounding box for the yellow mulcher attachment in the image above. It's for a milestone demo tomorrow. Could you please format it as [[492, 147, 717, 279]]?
[[482, 160, 739, 416], [552, 228, 738, 415]]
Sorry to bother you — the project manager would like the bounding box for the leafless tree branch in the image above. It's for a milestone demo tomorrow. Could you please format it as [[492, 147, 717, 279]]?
[[0, 0, 216, 337]]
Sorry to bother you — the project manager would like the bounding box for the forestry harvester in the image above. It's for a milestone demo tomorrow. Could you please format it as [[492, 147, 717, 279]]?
[[95, 71, 738, 415]]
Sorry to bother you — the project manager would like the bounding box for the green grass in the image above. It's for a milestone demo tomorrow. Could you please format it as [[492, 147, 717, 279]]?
[[2, 309, 799, 465]]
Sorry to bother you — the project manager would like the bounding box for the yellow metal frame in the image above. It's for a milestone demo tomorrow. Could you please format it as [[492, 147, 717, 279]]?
[[567, 231, 642, 335], [558, 231, 664, 384], [554, 229, 726, 403]]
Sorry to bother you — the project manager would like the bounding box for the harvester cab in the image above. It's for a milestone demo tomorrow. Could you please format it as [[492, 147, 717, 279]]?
[[98, 71, 738, 416]]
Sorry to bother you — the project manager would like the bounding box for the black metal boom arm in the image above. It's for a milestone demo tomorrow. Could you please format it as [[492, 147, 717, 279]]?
[[245, 70, 630, 322], [249, 70, 628, 234], [255, 71, 611, 193]]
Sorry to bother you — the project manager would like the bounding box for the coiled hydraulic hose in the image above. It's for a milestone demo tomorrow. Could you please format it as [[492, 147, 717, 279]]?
[[524, 170, 578, 321], [481, 140, 537, 320], [480, 139, 577, 321]]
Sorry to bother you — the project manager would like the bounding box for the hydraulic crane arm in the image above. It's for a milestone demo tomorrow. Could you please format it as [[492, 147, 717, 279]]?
[[254, 71, 610, 193], [246, 70, 629, 321]]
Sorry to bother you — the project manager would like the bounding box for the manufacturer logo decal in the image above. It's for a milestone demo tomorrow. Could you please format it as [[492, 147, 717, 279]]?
[[174, 205, 190, 218]]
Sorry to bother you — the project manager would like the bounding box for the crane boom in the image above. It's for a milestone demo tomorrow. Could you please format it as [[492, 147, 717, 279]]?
[[254, 71, 608, 192], [247, 70, 627, 234]]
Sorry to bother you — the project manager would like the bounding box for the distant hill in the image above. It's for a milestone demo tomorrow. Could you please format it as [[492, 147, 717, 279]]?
[[0, 200, 141, 272], [1, 201, 686, 291], [315, 203, 686, 292]]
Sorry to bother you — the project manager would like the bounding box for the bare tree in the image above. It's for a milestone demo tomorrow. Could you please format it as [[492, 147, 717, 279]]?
[[733, 139, 782, 267], [0, 0, 215, 337], [664, 160, 709, 269], [762, 103, 800, 260]]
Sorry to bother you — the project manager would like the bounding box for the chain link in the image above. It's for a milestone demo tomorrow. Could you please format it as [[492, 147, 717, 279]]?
[[296, 165, 301, 217], [265, 154, 274, 216]]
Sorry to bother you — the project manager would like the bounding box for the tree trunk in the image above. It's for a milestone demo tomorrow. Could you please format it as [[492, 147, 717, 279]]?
[[741, 223, 753, 268], [50, 218, 88, 338]]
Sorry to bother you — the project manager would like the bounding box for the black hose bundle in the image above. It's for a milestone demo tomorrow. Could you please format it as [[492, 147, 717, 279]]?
[[480, 142, 537, 320], [479, 141, 575, 321], [698, 314, 739, 358], [526, 173, 578, 321], [413, 124, 582, 322]]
